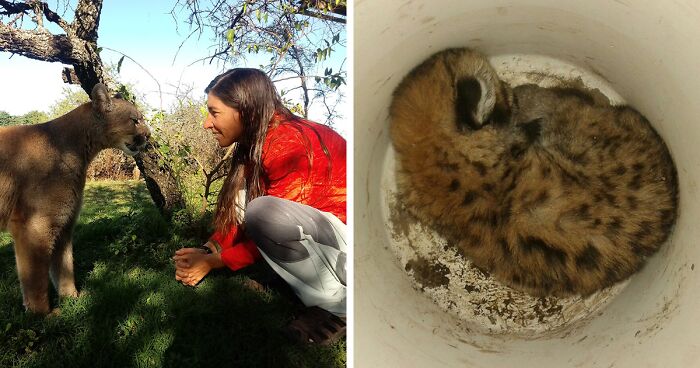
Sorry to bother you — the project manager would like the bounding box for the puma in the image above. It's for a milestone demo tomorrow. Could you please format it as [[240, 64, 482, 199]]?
[[0, 84, 150, 314]]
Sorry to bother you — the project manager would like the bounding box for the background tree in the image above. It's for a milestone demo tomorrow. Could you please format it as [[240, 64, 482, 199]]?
[[47, 87, 89, 118], [0, 110, 48, 125], [171, 0, 347, 125], [18, 110, 48, 124], [0, 111, 12, 126]]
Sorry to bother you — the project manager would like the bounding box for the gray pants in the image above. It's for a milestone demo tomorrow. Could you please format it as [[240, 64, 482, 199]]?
[[245, 196, 347, 317]]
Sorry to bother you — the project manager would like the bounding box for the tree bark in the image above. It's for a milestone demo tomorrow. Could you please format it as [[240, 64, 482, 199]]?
[[73, 0, 103, 41], [134, 142, 186, 217], [0, 23, 85, 64], [0, 0, 185, 216]]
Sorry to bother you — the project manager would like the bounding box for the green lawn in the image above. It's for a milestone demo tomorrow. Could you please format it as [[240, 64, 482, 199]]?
[[0, 180, 345, 368]]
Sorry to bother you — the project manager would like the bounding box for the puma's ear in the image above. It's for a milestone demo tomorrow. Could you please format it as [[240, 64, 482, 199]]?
[[91, 83, 113, 116]]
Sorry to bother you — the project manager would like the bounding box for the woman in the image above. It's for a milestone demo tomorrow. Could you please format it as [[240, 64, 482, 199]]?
[[172, 68, 347, 345]]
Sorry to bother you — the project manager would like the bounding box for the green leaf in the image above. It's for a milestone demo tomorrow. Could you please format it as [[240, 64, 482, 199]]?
[[117, 56, 125, 74], [226, 29, 235, 47]]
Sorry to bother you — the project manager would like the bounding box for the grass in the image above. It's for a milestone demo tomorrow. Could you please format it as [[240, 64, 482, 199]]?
[[0, 180, 346, 368]]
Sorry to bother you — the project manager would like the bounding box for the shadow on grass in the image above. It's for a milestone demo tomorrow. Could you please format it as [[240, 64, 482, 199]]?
[[0, 181, 345, 368]]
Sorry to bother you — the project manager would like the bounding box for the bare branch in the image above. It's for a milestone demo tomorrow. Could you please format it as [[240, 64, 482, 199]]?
[[227, 3, 246, 31], [170, 0, 346, 124], [171, 27, 198, 65], [101, 47, 163, 110], [298, 9, 345, 24], [0, 0, 31, 16], [32, 1, 44, 28], [0, 0, 71, 31], [272, 74, 338, 83], [62, 67, 80, 84], [289, 45, 309, 118]]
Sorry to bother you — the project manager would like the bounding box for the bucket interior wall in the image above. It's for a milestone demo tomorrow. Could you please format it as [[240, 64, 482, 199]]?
[[354, 1, 700, 367]]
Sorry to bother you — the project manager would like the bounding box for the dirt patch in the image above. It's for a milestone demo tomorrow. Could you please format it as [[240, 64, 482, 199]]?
[[406, 257, 451, 289]]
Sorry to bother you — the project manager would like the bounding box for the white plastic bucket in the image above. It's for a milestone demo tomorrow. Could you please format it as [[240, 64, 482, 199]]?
[[354, 1, 700, 367]]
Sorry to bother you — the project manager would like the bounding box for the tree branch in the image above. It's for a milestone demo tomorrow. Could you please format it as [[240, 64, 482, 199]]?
[[169, 0, 346, 124], [0, 0, 31, 16], [0, 0, 71, 31], [289, 45, 309, 118], [1, 1, 107, 93], [297, 0, 346, 22], [73, 0, 103, 41], [299, 0, 346, 16], [0, 22, 85, 63], [298, 9, 345, 24]]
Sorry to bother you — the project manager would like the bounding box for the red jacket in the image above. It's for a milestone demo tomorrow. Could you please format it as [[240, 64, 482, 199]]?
[[209, 114, 347, 270]]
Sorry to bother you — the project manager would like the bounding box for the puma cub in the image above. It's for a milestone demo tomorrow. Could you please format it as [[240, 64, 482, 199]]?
[[390, 48, 678, 296], [0, 84, 150, 313]]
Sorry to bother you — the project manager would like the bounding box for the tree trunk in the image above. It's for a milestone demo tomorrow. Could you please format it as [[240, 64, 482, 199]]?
[[134, 143, 186, 217], [0, 0, 185, 216]]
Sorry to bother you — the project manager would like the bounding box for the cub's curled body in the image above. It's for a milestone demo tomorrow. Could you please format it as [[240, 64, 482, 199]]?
[[0, 84, 149, 314], [390, 49, 678, 296]]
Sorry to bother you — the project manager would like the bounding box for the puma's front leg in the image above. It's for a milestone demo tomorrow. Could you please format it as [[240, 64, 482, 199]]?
[[12, 234, 52, 314], [50, 230, 79, 298]]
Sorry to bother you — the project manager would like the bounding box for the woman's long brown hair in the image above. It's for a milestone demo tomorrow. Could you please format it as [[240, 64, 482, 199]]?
[[206, 68, 331, 232]]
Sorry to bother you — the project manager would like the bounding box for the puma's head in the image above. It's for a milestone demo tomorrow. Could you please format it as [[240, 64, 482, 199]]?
[[90, 84, 150, 156]]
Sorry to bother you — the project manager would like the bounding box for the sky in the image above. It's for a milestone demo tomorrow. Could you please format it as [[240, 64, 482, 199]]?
[[0, 1, 348, 135]]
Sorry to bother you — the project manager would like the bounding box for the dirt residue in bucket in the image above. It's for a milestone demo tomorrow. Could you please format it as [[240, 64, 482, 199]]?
[[405, 257, 450, 289], [386, 189, 630, 336]]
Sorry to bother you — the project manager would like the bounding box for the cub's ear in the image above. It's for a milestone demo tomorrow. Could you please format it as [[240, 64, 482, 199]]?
[[455, 77, 484, 131], [448, 48, 512, 131], [91, 83, 114, 116]]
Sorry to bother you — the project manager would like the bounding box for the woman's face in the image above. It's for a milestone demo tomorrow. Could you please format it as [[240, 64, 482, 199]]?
[[204, 92, 243, 147]]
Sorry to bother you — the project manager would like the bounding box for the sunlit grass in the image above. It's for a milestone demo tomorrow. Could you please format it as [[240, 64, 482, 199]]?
[[0, 180, 345, 368]]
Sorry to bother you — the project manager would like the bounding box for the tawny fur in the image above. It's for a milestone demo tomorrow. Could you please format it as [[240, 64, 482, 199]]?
[[390, 48, 679, 296], [0, 84, 150, 313]]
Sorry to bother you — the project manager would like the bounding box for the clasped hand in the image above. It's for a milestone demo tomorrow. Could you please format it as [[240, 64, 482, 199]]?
[[173, 246, 213, 286]]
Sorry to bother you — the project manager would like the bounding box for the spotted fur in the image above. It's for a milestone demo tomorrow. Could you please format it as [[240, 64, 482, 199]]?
[[390, 48, 679, 296]]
